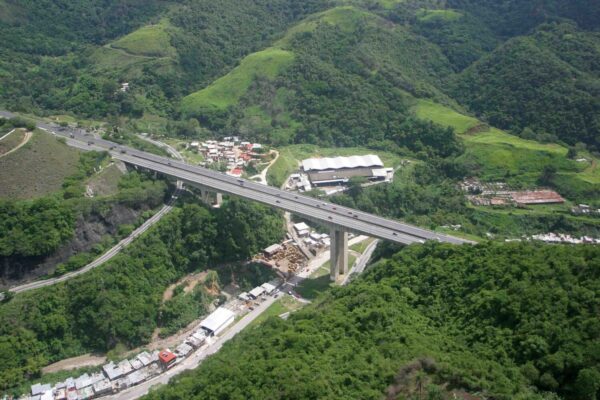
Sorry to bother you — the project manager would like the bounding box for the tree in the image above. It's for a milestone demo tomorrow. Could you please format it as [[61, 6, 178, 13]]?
[[205, 271, 220, 293], [575, 368, 600, 400], [539, 164, 557, 185]]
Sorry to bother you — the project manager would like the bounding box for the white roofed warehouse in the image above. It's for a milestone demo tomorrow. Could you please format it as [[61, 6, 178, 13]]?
[[301, 155, 391, 186], [200, 307, 236, 336]]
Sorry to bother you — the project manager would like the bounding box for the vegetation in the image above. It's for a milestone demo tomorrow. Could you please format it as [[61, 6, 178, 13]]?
[[158, 284, 213, 338], [0, 132, 82, 199], [181, 48, 295, 114], [110, 19, 176, 58], [0, 199, 285, 392], [0, 129, 27, 156], [144, 242, 600, 400], [413, 99, 600, 203], [328, 161, 600, 239], [451, 23, 600, 152]]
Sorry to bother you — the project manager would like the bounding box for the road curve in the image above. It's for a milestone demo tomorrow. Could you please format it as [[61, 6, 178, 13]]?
[[9, 196, 178, 294]]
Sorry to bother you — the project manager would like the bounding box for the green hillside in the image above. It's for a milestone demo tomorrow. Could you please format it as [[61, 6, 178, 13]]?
[[181, 48, 295, 113], [183, 5, 456, 152], [110, 19, 176, 58], [452, 23, 600, 151], [143, 242, 600, 400], [0, 132, 81, 199], [412, 99, 600, 201]]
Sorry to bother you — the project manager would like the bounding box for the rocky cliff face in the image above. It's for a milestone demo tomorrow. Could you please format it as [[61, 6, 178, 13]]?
[[0, 203, 149, 289]]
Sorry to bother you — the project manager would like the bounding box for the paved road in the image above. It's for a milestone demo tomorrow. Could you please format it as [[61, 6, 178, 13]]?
[[3, 122, 184, 294], [342, 239, 379, 285], [107, 294, 279, 400], [1, 109, 474, 246], [137, 135, 183, 161], [9, 195, 178, 294]]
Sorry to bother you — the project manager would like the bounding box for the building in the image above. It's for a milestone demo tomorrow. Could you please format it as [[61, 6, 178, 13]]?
[[509, 190, 565, 205], [200, 307, 236, 336], [238, 292, 251, 301], [158, 350, 177, 370], [31, 383, 52, 397], [175, 343, 193, 358], [293, 222, 310, 237], [130, 358, 144, 370], [92, 379, 113, 397], [263, 243, 282, 257], [301, 155, 387, 186], [248, 286, 266, 299], [261, 282, 277, 295]]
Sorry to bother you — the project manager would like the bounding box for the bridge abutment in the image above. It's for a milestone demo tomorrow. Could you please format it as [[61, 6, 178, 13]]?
[[330, 228, 348, 282]]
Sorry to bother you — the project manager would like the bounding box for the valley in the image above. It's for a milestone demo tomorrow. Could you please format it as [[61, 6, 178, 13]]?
[[1, 0, 599, 399]]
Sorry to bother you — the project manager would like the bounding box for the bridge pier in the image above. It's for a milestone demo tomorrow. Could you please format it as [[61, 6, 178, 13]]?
[[199, 187, 223, 208], [330, 229, 348, 282]]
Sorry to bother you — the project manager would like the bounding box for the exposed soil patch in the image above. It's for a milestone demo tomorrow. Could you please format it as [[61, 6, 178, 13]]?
[[463, 124, 489, 136], [42, 354, 106, 374], [161, 271, 208, 302]]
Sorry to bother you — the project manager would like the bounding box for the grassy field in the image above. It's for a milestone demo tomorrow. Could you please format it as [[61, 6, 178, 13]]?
[[249, 295, 303, 327], [296, 254, 357, 300], [267, 144, 405, 187], [86, 163, 123, 197], [413, 99, 600, 198], [111, 19, 175, 58], [350, 238, 375, 254], [0, 132, 81, 199], [161, 138, 205, 164], [181, 48, 295, 114], [0, 128, 26, 156], [413, 99, 480, 134]]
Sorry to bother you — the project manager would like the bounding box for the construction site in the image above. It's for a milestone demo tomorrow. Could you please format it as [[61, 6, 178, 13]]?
[[254, 240, 307, 278]]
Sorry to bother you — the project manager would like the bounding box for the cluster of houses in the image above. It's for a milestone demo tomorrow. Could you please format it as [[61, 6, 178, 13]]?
[[21, 280, 288, 400], [293, 222, 331, 250], [529, 233, 600, 245], [26, 349, 163, 400], [22, 305, 242, 400], [189, 137, 265, 178], [571, 204, 600, 216]]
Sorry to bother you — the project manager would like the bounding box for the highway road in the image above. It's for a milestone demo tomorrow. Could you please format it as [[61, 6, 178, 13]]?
[[1, 110, 475, 246], [2, 117, 185, 294], [9, 193, 179, 294]]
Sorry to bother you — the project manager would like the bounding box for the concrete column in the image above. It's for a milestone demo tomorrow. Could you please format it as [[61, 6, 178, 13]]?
[[330, 228, 348, 282], [199, 187, 223, 208], [199, 187, 210, 204]]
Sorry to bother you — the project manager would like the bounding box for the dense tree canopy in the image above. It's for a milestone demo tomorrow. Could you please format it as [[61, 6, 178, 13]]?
[[144, 242, 600, 400], [452, 23, 600, 150], [0, 200, 284, 392]]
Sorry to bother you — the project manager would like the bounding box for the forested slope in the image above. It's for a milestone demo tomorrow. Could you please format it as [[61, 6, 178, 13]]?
[[0, 199, 284, 392], [143, 242, 600, 400], [452, 23, 600, 150]]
